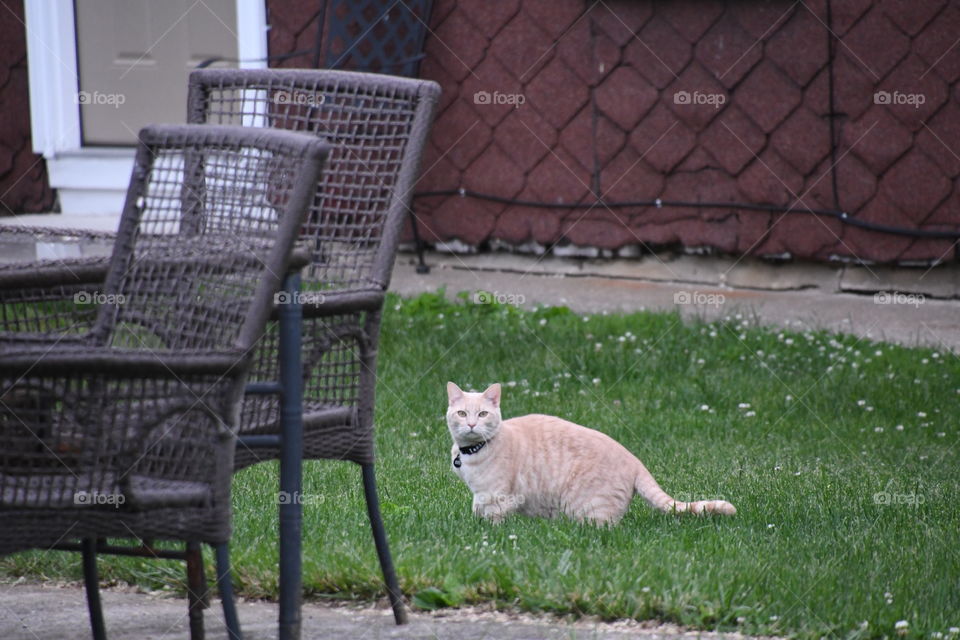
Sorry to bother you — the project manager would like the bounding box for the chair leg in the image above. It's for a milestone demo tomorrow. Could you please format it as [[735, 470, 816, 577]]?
[[361, 463, 407, 625], [408, 209, 430, 274], [185, 542, 209, 640], [81, 538, 107, 640], [215, 543, 243, 640]]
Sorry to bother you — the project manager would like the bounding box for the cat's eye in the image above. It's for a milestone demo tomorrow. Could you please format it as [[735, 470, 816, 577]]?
[[456, 410, 467, 417], [478, 411, 489, 417]]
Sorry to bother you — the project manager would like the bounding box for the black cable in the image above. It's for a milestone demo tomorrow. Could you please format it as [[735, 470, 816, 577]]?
[[312, 1, 328, 69], [413, 188, 960, 239], [588, 11, 602, 196], [825, 0, 842, 212]]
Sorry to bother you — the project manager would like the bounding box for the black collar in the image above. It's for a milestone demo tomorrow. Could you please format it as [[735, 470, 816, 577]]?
[[453, 439, 491, 468], [459, 440, 488, 456]]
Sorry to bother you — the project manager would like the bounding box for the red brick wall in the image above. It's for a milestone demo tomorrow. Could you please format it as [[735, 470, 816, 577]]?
[[409, 0, 960, 264], [0, 0, 55, 214]]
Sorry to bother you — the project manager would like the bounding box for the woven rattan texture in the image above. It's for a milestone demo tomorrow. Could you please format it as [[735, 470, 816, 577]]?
[[0, 124, 329, 554], [188, 69, 439, 467]]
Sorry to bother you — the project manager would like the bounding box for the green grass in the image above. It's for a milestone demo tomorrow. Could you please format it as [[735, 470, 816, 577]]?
[[3, 290, 959, 638]]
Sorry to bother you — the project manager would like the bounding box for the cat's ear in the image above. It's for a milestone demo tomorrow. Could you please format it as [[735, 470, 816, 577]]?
[[482, 383, 501, 408], [447, 381, 464, 404]]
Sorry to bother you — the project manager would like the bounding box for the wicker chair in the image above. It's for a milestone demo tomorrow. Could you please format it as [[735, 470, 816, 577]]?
[[0, 124, 329, 639], [187, 68, 440, 624]]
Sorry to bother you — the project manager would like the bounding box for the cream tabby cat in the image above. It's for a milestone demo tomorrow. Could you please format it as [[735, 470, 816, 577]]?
[[446, 382, 736, 524]]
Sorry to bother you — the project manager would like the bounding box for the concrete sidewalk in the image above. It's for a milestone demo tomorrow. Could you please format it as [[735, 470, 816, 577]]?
[[389, 251, 960, 352], [0, 582, 757, 640]]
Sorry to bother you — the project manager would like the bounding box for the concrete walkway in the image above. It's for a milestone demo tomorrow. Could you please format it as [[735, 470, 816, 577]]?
[[389, 251, 960, 352], [0, 582, 757, 640]]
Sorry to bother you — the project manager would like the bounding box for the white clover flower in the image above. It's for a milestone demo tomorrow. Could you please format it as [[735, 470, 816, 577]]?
[[738, 403, 751, 409], [895, 425, 904, 431], [895, 620, 909, 635], [700, 404, 710, 411], [918, 411, 928, 418], [874, 427, 884, 433], [857, 399, 867, 406], [508, 534, 517, 540], [745, 411, 756, 417], [592, 378, 601, 385], [539, 318, 547, 326]]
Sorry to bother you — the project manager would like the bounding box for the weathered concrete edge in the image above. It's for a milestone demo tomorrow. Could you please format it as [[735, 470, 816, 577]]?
[[399, 250, 959, 299]]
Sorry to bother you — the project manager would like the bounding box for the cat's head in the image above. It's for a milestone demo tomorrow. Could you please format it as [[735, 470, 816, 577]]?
[[446, 382, 502, 445]]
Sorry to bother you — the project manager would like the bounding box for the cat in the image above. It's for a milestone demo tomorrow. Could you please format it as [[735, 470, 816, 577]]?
[[446, 382, 736, 524]]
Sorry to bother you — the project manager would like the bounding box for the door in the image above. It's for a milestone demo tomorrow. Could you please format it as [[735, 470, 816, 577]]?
[[75, 0, 238, 145]]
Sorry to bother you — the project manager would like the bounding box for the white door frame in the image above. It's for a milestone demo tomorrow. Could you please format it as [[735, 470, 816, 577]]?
[[23, 0, 267, 222]]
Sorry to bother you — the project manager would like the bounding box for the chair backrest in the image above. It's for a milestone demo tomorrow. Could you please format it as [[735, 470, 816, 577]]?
[[186, 69, 440, 293], [92, 124, 330, 353]]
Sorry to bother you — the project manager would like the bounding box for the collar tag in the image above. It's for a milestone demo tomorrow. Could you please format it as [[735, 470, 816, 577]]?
[[453, 454, 462, 468]]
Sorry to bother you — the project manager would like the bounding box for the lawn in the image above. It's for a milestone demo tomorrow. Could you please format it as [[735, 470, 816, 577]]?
[[3, 290, 958, 639]]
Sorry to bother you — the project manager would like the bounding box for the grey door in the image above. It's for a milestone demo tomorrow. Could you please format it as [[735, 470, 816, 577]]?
[[75, 0, 238, 145]]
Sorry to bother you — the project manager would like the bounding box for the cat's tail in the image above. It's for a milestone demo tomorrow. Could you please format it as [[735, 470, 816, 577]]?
[[634, 462, 736, 516]]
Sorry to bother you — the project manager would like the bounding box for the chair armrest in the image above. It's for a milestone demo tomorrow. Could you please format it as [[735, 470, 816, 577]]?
[[0, 346, 250, 378], [0, 257, 109, 289], [295, 289, 386, 319]]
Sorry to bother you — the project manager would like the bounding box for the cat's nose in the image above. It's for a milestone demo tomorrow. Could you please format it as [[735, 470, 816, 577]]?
[[467, 422, 477, 428]]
